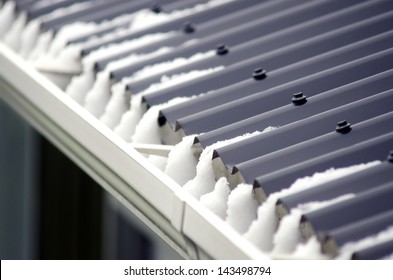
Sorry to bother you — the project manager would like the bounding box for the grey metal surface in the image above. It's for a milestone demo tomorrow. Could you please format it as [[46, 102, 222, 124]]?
[[323, 209, 393, 257], [352, 239, 393, 260], [175, 41, 393, 136], [233, 112, 393, 184], [80, 0, 263, 56], [40, 0, 129, 29], [132, 5, 393, 97], [96, 0, 305, 73], [253, 131, 393, 198], [211, 86, 393, 176], [162, 5, 390, 127], [300, 182, 393, 240], [27, 0, 90, 19], [67, 0, 207, 46], [143, 0, 373, 106], [107, 0, 300, 78], [277, 161, 393, 214]]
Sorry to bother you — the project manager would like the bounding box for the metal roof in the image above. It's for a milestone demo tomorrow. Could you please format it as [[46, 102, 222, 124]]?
[[1, 0, 393, 260]]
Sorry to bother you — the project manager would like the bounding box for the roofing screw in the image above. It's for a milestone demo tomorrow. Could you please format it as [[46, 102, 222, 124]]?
[[292, 92, 307, 106], [183, 22, 195, 34], [336, 120, 352, 134], [150, 3, 162, 13], [253, 68, 267, 80], [387, 151, 393, 163], [216, 44, 229, 55]]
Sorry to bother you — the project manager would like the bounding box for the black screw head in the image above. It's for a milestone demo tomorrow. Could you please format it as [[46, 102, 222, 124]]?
[[336, 120, 352, 134], [183, 22, 195, 34], [216, 44, 229, 56], [253, 68, 267, 80], [150, 3, 162, 13], [387, 150, 393, 163], [292, 92, 307, 106]]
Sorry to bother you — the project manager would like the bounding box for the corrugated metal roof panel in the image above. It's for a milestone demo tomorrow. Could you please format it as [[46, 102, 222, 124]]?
[[66, 0, 208, 45], [80, 0, 260, 56], [300, 182, 393, 239], [324, 209, 393, 258], [193, 47, 393, 147], [40, 0, 130, 29], [162, 10, 391, 130], [175, 34, 393, 135], [1, 0, 393, 260], [234, 112, 393, 185], [200, 68, 393, 162], [110, 0, 369, 86], [277, 161, 393, 216], [26, 0, 90, 19], [107, 0, 284, 80], [131, 9, 393, 97], [143, 0, 387, 107], [253, 131, 393, 198], [352, 238, 393, 260]]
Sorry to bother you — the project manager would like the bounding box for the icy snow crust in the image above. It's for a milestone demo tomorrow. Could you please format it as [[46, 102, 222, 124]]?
[[200, 177, 230, 219], [84, 71, 112, 117], [38, 1, 93, 23], [183, 130, 264, 199], [94, 51, 215, 133], [28, 30, 54, 61], [244, 161, 380, 255], [19, 20, 41, 58], [0, 1, 16, 39], [153, 114, 383, 258], [139, 67, 225, 96], [165, 135, 199, 185], [25, 0, 231, 73], [67, 47, 171, 105], [126, 50, 215, 84], [131, 97, 190, 144], [79, 35, 175, 113], [105, 66, 221, 144], [3, 12, 27, 51], [226, 184, 258, 234], [99, 83, 129, 129], [337, 226, 393, 260], [272, 194, 355, 256], [114, 94, 147, 142], [84, 32, 173, 66]]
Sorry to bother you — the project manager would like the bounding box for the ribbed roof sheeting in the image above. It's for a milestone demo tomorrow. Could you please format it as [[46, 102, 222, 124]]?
[[1, 0, 393, 259]]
